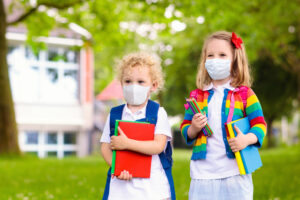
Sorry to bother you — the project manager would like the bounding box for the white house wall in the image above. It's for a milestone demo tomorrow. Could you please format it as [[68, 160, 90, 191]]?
[[7, 35, 94, 158]]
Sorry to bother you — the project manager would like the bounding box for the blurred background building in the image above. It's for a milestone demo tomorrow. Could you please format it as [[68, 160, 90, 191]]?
[[7, 25, 94, 158]]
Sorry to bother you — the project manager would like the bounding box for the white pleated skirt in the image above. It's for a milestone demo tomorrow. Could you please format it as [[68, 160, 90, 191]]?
[[189, 174, 253, 200]]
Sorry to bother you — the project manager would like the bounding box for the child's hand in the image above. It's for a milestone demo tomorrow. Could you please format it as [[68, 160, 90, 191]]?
[[115, 170, 132, 181], [111, 127, 129, 150], [190, 113, 207, 133], [228, 125, 249, 152]]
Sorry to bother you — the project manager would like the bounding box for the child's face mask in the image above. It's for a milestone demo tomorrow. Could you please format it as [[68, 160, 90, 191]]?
[[123, 84, 150, 105], [205, 58, 231, 80]]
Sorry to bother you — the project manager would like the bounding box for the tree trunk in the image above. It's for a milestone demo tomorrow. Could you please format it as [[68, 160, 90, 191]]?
[[266, 118, 275, 148], [0, 0, 20, 154], [298, 73, 300, 103]]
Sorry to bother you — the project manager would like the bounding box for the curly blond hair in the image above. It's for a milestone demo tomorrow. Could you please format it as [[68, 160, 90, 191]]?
[[116, 52, 164, 91], [196, 31, 252, 89]]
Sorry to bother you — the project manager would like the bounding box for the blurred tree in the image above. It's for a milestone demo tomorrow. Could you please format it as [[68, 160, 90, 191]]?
[[138, 0, 300, 146], [0, 0, 85, 155], [252, 52, 298, 147], [0, 0, 170, 155], [1, 0, 300, 153], [153, 0, 300, 116]]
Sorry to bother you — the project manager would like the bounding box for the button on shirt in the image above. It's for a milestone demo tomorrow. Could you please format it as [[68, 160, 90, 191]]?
[[100, 103, 172, 200], [190, 81, 240, 179]]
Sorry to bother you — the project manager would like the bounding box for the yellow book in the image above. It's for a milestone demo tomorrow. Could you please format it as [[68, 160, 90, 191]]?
[[226, 121, 246, 175]]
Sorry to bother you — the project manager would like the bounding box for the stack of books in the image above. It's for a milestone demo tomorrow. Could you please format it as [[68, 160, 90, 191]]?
[[111, 120, 155, 178], [225, 117, 262, 174]]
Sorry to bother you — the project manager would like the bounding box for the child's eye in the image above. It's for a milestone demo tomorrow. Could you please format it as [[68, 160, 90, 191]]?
[[125, 80, 131, 84], [220, 53, 226, 57], [138, 80, 145, 84], [207, 54, 213, 57]]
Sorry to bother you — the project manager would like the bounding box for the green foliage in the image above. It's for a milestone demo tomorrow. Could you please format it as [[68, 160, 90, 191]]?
[[252, 53, 298, 121], [0, 146, 299, 199], [137, 0, 300, 122], [8, 0, 300, 126], [25, 12, 56, 54]]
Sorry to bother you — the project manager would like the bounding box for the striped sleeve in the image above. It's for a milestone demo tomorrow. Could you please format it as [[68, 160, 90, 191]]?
[[180, 107, 196, 145], [245, 88, 267, 148]]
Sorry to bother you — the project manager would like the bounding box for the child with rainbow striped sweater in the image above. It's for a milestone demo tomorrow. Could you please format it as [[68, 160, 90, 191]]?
[[180, 31, 266, 200]]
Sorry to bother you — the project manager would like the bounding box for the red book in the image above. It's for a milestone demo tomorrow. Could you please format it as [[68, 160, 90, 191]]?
[[111, 120, 155, 178]]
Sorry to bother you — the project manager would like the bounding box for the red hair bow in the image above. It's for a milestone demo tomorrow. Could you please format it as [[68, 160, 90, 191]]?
[[231, 32, 243, 49]]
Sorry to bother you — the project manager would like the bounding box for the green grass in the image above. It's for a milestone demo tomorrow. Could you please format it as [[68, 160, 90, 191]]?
[[0, 146, 299, 200]]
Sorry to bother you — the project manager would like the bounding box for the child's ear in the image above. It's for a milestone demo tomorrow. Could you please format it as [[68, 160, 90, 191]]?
[[150, 82, 158, 92]]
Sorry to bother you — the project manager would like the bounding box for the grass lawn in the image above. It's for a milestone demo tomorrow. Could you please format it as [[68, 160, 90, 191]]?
[[0, 145, 299, 200]]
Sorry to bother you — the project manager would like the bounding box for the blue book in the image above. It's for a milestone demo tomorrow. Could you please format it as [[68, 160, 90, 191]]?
[[229, 117, 263, 174]]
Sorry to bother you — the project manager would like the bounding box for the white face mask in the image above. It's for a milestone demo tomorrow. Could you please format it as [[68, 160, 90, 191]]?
[[123, 84, 150, 105], [205, 59, 231, 80]]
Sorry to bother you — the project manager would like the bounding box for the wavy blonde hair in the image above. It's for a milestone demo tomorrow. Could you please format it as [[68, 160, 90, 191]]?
[[116, 52, 164, 91], [196, 31, 252, 89]]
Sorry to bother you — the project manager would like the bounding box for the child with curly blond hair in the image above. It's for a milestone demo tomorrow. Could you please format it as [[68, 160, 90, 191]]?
[[101, 52, 175, 200]]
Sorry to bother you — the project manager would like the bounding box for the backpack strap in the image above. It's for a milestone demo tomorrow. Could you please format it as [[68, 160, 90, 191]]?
[[238, 86, 248, 111], [109, 104, 125, 137], [142, 100, 176, 200], [102, 168, 111, 200], [144, 100, 159, 124], [103, 104, 125, 200], [159, 141, 176, 200], [227, 86, 249, 123]]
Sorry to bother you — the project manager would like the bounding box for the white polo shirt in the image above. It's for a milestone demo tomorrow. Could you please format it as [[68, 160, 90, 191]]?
[[100, 103, 172, 200], [190, 80, 240, 179]]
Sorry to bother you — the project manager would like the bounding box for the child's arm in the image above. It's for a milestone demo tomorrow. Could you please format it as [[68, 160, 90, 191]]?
[[187, 113, 207, 139], [101, 142, 112, 166], [180, 107, 207, 144], [111, 107, 171, 155], [228, 126, 258, 152], [111, 127, 167, 155], [100, 114, 133, 180], [228, 88, 267, 152], [101, 142, 133, 180]]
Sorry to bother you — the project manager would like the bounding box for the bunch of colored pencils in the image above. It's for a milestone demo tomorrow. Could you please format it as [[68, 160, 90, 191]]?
[[186, 98, 213, 136]]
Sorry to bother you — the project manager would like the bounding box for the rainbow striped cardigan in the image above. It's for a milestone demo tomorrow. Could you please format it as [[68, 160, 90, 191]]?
[[180, 86, 267, 160]]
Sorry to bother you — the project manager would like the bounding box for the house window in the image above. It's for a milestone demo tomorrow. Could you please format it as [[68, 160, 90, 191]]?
[[63, 69, 78, 99], [25, 151, 38, 156], [21, 130, 79, 158], [8, 45, 79, 103], [46, 132, 57, 144], [47, 151, 58, 157], [64, 151, 76, 157], [25, 46, 39, 60], [64, 132, 77, 144], [47, 48, 63, 62], [25, 131, 39, 144]]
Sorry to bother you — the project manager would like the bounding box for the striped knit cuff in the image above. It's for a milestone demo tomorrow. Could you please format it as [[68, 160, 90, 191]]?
[[249, 127, 265, 148], [181, 124, 195, 145]]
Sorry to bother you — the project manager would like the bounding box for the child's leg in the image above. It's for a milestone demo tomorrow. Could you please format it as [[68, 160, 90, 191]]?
[[222, 174, 253, 200], [189, 175, 253, 200], [189, 179, 221, 200]]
